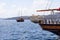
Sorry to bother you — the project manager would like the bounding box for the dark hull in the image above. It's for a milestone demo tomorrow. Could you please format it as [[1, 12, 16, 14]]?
[[16, 18, 24, 22], [39, 24, 60, 35], [17, 20, 24, 22]]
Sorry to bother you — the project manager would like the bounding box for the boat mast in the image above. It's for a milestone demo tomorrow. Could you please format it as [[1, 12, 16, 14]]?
[[18, 10, 20, 17], [18, 8, 22, 17], [20, 8, 22, 18]]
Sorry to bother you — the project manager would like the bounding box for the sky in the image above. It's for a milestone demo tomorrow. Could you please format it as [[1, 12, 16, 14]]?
[[0, 0, 60, 18]]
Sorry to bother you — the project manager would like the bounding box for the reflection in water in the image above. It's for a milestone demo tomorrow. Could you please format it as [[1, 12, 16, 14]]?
[[0, 20, 59, 40]]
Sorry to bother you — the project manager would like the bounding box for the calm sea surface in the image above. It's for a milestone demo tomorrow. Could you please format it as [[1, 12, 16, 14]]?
[[0, 20, 59, 40]]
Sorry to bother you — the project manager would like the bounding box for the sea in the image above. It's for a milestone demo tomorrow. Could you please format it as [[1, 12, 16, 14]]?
[[0, 20, 59, 40]]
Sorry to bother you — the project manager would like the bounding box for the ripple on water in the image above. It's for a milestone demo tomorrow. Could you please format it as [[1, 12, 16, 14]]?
[[0, 20, 59, 40]]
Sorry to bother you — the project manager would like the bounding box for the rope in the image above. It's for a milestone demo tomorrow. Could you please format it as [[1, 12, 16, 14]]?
[[45, 0, 54, 15]]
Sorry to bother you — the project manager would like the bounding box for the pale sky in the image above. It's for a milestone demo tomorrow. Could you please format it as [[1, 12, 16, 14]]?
[[0, 0, 60, 18]]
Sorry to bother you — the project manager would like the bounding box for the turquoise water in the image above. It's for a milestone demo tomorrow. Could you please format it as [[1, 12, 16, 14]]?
[[0, 20, 59, 40]]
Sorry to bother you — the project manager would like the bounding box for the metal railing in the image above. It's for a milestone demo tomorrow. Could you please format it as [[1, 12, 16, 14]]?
[[39, 19, 60, 24]]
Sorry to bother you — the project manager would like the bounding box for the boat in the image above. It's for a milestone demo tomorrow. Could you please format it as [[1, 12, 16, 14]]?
[[31, 8, 60, 35], [16, 9, 24, 22], [30, 15, 41, 23], [38, 8, 60, 35], [16, 17, 24, 22], [39, 20, 60, 35]]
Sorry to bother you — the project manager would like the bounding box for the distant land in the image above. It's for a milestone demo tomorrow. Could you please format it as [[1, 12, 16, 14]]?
[[5, 16, 30, 20], [2, 12, 60, 20]]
